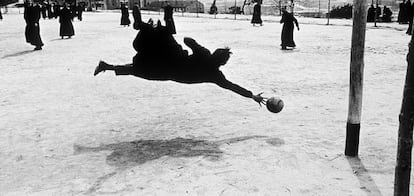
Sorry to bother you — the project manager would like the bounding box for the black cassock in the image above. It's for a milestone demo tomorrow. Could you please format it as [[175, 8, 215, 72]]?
[[251, 3, 262, 24], [24, 4, 44, 47], [163, 5, 176, 34], [120, 5, 131, 26], [280, 11, 298, 48], [59, 7, 75, 37], [132, 5, 141, 30]]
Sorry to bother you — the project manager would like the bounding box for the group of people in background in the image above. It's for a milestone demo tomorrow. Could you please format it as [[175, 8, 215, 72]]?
[[23, 0, 84, 50], [367, 4, 393, 22]]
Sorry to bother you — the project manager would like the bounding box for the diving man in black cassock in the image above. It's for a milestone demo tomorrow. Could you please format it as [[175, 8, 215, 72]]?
[[93, 19, 266, 106]]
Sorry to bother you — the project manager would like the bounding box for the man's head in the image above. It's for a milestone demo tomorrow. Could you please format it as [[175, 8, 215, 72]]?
[[211, 47, 231, 67]]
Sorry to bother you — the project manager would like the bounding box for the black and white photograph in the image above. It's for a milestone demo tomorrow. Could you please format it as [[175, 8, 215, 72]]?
[[1, 0, 414, 195]]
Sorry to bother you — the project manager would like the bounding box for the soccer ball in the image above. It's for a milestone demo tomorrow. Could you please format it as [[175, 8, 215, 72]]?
[[266, 97, 284, 113]]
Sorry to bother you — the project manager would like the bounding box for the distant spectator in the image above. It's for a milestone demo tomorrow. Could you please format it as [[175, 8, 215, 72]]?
[[375, 5, 382, 20], [41, 3, 47, 19], [77, 3, 84, 21], [120, 3, 130, 27], [24, 1, 44, 50], [70, 3, 77, 19], [398, 0, 407, 23], [367, 4, 375, 22], [382, 6, 392, 22], [132, 2, 141, 30], [251, 1, 262, 26], [407, 0, 414, 35], [53, 3, 60, 18], [280, 8, 299, 50], [164, 3, 176, 34], [0, 7, 3, 20], [59, 3, 75, 39], [46, 2, 53, 19]]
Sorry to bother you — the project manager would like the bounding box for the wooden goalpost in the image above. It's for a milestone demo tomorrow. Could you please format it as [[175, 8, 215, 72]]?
[[345, 0, 367, 157]]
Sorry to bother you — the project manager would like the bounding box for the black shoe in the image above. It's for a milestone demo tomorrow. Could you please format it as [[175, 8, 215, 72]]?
[[94, 61, 107, 76], [34, 46, 42, 50]]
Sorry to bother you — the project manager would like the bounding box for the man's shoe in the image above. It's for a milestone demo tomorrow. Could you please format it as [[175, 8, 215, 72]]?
[[94, 61, 107, 76]]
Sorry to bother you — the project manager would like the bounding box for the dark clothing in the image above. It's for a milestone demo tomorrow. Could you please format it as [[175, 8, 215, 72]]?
[[41, 5, 47, 19], [406, 0, 413, 23], [164, 5, 176, 34], [120, 5, 130, 26], [77, 5, 83, 21], [398, 2, 406, 23], [375, 7, 382, 19], [0, 8, 2, 20], [382, 7, 392, 22], [367, 5, 375, 22], [46, 4, 53, 19], [24, 4, 44, 47], [116, 22, 253, 98], [407, 1, 414, 34], [132, 5, 141, 30], [251, 3, 262, 25], [59, 7, 75, 37], [70, 4, 77, 19], [53, 4, 60, 18], [280, 11, 298, 48]]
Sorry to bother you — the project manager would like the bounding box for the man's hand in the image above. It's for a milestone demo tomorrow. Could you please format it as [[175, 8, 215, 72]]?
[[252, 92, 266, 107]]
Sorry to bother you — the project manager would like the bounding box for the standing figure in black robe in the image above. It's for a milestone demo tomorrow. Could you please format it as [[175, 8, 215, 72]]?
[[93, 20, 266, 106], [53, 3, 60, 18], [382, 6, 392, 22], [407, 0, 414, 35], [46, 2, 53, 19], [120, 3, 130, 27], [77, 3, 84, 21], [251, 1, 262, 26], [280, 9, 299, 50], [367, 4, 375, 22], [0, 7, 3, 20], [24, 1, 44, 50], [375, 5, 382, 20], [164, 3, 176, 34], [70, 3, 77, 19], [398, 0, 407, 23], [132, 3, 141, 30], [59, 3, 75, 39], [41, 3, 47, 19]]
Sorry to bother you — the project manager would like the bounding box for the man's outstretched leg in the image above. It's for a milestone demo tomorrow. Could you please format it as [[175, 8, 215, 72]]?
[[94, 61, 134, 76]]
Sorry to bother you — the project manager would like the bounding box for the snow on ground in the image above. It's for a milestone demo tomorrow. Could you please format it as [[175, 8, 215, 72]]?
[[0, 10, 411, 195]]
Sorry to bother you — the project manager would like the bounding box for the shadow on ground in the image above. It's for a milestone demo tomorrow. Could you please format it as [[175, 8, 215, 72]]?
[[74, 135, 284, 194], [2, 50, 37, 59], [346, 157, 383, 196], [74, 135, 283, 167], [75, 137, 223, 167]]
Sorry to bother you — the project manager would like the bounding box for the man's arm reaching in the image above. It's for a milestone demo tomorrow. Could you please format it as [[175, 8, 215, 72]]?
[[213, 73, 265, 105]]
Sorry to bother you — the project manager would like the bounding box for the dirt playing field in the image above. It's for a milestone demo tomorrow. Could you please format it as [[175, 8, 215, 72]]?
[[0, 10, 411, 195]]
